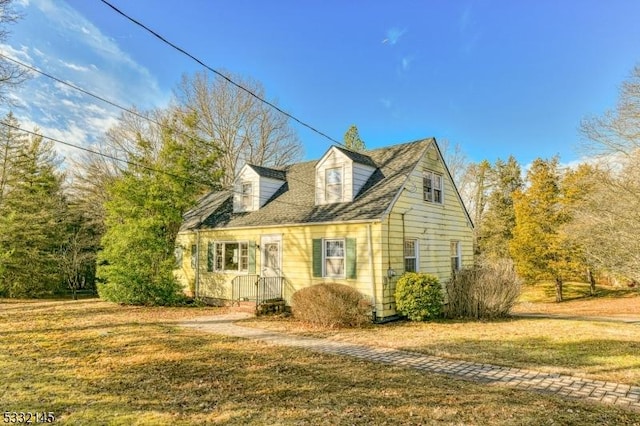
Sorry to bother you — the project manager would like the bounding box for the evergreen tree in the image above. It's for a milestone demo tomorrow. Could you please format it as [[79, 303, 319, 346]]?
[[343, 125, 366, 151], [478, 156, 522, 258], [509, 158, 579, 302], [0, 129, 66, 297], [97, 111, 221, 305]]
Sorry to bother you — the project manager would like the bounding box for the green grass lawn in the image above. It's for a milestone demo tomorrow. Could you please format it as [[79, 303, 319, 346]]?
[[2, 299, 640, 425]]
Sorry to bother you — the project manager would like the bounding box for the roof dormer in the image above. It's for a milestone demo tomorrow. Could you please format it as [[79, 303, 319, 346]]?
[[315, 146, 376, 205], [233, 164, 286, 213]]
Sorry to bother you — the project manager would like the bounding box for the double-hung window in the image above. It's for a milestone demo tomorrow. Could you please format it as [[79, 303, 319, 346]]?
[[324, 239, 345, 277], [211, 242, 249, 272], [423, 171, 443, 204], [450, 241, 461, 273], [241, 182, 252, 210], [404, 239, 418, 272], [325, 167, 343, 203]]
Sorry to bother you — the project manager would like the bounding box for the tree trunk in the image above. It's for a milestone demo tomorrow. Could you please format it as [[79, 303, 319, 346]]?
[[587, 268, 596, 296], [555, 277, 563, 302]]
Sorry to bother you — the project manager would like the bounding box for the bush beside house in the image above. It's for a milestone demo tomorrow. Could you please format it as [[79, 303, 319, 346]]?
[[291, 283, 372, 328], [394, 273, 444, 321]]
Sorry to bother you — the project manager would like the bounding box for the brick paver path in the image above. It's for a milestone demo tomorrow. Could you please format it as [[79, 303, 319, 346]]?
[[178, 313, 640, 412]]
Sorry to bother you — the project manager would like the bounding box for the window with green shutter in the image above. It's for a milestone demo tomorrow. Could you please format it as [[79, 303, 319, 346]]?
[[312, 239, 322, 277], [248, 241, 256, 274], [207, 242, 214, 272], [346, 238, 357, 279], [312, 238, 357, 279]]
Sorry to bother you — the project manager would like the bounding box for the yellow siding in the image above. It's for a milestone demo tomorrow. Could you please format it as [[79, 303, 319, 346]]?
[[175, 143, 474, 320], [379, 143, 474, 318], [175, 222, 387, 314]]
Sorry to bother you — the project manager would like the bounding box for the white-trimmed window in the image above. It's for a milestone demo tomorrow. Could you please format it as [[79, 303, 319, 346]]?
[[451, 241, 461, 273], [324, 239, 345, 277], [190, 245, 197, 269], [404, 239, 418, 272], [325, 167, 343, 203], [213, 242, 249, 272], [241, 182, 253, 210], [423, 171, 443, 204]]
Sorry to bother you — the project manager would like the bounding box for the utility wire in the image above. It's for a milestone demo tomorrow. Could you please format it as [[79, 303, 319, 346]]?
[[0, 53, 218, 152], [0, 121, 315, 210], [100, 0, 341, 146], [1, 53, 335, 192]]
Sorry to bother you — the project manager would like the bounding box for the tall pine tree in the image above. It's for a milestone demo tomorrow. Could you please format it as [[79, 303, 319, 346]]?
[[0, 124, 66, 297], [343, 125, 366, 152], [509, 158, 579, 302], [479, 156, 523, 258]]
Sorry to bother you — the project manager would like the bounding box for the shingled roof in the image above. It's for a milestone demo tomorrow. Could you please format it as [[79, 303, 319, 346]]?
[[180, 139, 433, 231], [247, 164, 286, 181]]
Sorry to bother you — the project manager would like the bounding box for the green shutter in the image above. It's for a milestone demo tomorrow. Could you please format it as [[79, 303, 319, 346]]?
[[207, 242, 213, 272], [248, 241, 256, 274], [346, 238, 357, 279], [312, 239, 322, 277]]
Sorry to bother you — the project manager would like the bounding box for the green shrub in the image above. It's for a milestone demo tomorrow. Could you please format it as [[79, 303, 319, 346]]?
[[446, 259, 522, 319], [394, 273, 443, 321], [291, 283, 372, 328]]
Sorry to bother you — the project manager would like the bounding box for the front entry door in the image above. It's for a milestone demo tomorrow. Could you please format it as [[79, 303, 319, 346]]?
[[261, 235, 282, 277]]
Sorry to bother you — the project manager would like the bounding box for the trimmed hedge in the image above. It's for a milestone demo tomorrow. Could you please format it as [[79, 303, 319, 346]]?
[[291, 283, 372, 328], [394, 273, 443, 321]]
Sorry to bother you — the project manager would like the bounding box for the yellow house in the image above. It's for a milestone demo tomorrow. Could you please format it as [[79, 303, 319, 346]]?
[[175, 138, 473, 320]]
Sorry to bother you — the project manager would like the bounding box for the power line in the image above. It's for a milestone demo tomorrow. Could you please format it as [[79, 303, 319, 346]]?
[[1, 43, 417, 196], [0, 53, 326, 192], [99, 0, 342, 146], [0, 53, 216, 152], [0, 121, 315, 210]]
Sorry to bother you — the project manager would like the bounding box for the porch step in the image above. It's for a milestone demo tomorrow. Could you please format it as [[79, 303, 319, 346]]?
[[257, 300, 287, 316]]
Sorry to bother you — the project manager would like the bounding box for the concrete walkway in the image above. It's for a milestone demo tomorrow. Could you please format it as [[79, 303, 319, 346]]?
[[178, 313, 640, 412]]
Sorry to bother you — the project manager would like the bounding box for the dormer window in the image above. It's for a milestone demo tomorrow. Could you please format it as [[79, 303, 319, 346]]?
[[325, 167, 343, 203], [241, 182, 253, 210], [423, 171, 443, 204], [233, 164, 286, 213], [315, 146, 376, 206]]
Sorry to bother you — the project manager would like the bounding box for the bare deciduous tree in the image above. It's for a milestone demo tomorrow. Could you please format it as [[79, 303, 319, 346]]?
[[174, 71, 303, 188], [0, 0, 30, 104]]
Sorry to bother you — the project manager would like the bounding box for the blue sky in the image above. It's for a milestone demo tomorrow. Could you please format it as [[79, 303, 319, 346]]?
[[4, 0, 640, 165]]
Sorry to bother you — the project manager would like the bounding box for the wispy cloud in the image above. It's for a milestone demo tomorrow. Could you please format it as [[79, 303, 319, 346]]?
[[3, 0, 168, 167], [401, 55, 414, 71], [60, 60, 90, 72], [383, 27, 407, 46]]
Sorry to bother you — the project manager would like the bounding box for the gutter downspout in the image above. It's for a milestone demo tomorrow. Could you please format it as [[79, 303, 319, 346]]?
[[367, 222, 377, 321], [195, 229, 201, 299]]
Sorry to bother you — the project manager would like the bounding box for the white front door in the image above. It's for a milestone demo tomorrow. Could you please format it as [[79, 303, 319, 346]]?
[[261, 234, 282, 277]]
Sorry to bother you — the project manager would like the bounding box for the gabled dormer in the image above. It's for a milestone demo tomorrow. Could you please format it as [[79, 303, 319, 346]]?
[[315, 146, 376, 205], [233, 164, 286, 213]]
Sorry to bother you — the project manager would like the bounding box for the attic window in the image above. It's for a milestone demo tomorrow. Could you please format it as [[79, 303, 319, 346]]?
[[423, 171, 443, 204], [241, 182, 252, 210], [325, 167, 343, 203]]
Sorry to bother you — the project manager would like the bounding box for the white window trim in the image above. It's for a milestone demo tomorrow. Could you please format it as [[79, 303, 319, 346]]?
[[404, 239, 419, 273], [325, 166, 344, 203], [451, 241, 461, 273], [423, 170, 444, 204], [241, 182, 253, 211], [213, 241, 249, 273], [322, 238, 346, 278]]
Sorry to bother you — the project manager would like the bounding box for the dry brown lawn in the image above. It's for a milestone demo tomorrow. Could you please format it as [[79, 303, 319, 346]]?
[[244, 283, 640, 386], [514, 281, 640, 317], [2, 298, 640, 424]]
